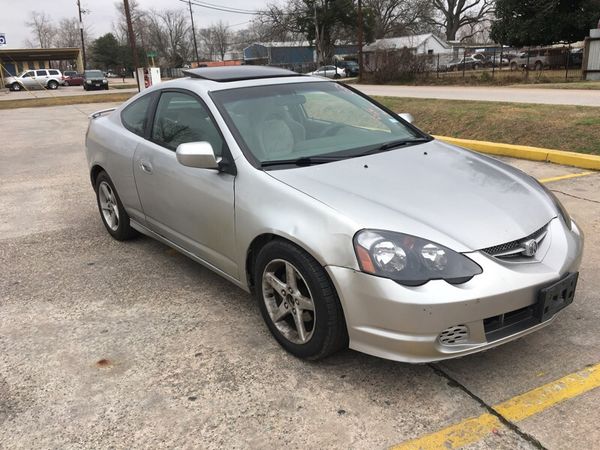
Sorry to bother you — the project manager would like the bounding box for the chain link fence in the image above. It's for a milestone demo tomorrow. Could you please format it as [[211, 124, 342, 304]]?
[[361, 45, 584, 84]]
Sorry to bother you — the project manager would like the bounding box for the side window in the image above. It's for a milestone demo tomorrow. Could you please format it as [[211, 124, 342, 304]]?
[[121, 94, 153, 137], [48, 70, 59, 75], [22, 71, 34, 78], [36, 70, 47, 77], [151, 91, 224, 156]]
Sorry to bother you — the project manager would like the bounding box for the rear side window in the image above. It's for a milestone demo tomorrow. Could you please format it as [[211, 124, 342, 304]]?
[[48, 70, 59, 75], [121, 94, 154, 137]]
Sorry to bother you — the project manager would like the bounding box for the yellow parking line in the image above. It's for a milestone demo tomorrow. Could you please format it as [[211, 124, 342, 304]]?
[[539, 172, 595, 184], [392, 362, 600, 450]]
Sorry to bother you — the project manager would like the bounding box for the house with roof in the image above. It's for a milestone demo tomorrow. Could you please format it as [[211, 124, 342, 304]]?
[[362, 33, 451, 72]]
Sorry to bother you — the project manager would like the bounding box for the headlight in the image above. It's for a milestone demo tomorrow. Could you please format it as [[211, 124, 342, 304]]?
[[537, 181, 572, 229], [86, 80, 91, 84], [102, 79, 107, 83], [354, 230, 482, 286]]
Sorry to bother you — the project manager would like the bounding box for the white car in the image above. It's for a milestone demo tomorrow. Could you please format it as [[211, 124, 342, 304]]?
[[308, 65, 346, 79], [4, 69, 64, 91]]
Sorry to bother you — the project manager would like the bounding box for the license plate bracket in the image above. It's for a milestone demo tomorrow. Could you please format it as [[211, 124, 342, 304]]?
[[535, 272, 578, 322]]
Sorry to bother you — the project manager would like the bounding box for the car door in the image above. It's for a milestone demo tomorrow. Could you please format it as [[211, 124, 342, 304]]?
[[133, 89, 238, 278], [20, 70, 37, 88], [35, 70, 49, 88]]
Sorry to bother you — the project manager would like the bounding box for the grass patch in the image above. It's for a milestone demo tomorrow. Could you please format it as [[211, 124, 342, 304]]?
[[509, 81, 600, 90], [109, 84, 138, 90], [375, 96, 600, 155], [0, 92, 134, 110]]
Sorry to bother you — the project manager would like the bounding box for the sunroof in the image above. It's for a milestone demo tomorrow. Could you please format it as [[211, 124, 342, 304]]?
[[182, 66, 302, 82]]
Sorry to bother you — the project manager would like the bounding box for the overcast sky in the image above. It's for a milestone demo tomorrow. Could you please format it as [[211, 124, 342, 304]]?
[[0, 0, 272, 48]]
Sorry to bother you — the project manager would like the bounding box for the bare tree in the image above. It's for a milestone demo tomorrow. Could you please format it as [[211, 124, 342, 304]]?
[[113, 0, 149, 50], [55, 17, 91, 48], [25, 12, 55, 48], [146, 9, 192, 67], [364, 0, 433, 39], [431, 0, 495, 41], [199, 21, 231, 61]]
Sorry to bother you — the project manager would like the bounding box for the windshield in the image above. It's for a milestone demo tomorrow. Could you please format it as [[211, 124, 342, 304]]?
[[85, 70, 104, 78], [211, 81, 426, 165]]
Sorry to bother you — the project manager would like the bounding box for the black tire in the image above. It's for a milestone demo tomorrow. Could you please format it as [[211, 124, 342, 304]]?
[[83, 85, 87, 91], [47, 80, 58, 90], [11, 82, 22, 91], [254, 239, 348, 360], [510, 62, 517, 71], [333, 73, 341, 79], [64, 80, 70, 86], [473, 64, 480, 70], [94, 171, 138, 241], [534, 61, 543, 71], [104, 85, 109, 90]]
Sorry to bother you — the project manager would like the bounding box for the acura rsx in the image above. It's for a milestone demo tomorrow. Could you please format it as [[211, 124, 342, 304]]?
[[85, 66, 583, 363]]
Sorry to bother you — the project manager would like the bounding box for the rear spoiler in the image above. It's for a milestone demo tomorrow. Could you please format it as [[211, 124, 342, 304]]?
[[89, 107, 116, 119]]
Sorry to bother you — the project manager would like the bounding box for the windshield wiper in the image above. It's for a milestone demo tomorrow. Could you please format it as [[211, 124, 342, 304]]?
[[260, 156, 344, 167], [356, 138, 432, 157]]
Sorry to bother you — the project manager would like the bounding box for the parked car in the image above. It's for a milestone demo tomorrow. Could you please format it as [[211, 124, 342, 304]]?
[[446, 56, 482, 71], [63, 71, 84, 86], [510, 50, 548, 71], [308, 65, 346, 79], [4, 69, 63, 91], [85, 66, 582, 363], [83, 70, 109, 90], [335, 60, 359, 77]]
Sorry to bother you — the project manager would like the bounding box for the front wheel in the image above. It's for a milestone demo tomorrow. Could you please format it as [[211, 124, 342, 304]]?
[[11, 83, 22, 91], [95, 171, 138, 241], [254, 240, 348, 360]]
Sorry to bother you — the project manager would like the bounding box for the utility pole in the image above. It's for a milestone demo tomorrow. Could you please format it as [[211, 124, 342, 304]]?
[[357, 0, 363, 82], [77, 0, 87, 70], [187, 0, 200, 67], [313, 1, 321, 66], [123, 0, 140, 91]]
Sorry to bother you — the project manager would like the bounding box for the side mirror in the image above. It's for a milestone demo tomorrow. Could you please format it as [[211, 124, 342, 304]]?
[[176, 141, 220, 169], [398, 113, 414, 124]]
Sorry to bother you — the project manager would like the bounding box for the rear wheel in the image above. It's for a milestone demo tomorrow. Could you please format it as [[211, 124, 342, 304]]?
[[254, 240, 348, 360], [534, 61, 543, 71], [94, 171, 138, 241], [510, 62, 518, 71], [47, 80, 58, 90], [333, 73, 341, 79]]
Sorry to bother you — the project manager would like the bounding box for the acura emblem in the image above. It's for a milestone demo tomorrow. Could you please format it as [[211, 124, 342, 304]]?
[[522, 239, 538, 257]]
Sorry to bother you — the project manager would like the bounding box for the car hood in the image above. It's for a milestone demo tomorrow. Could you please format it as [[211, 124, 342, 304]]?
[[267, 140, 556, 252]]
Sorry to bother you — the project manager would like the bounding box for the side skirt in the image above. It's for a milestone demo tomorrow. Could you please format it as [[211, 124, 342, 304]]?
[[130, 219, 249, 292]]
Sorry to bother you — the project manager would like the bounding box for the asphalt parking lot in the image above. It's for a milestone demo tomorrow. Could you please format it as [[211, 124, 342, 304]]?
[[1, 103, 599, 449]]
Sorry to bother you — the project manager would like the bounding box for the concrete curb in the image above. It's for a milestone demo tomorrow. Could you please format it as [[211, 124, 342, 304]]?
[[434, 135, 600, 171]]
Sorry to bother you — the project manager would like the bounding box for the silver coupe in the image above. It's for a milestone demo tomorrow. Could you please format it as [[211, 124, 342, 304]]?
[[85, 66, 583, 363]]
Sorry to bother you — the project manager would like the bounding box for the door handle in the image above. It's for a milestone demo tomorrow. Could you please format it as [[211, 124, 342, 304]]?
[[140, 161, 153, 173]]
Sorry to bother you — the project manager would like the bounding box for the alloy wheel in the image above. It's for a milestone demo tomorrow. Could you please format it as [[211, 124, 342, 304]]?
[[262, 259, 316, 344], [98, 181, 119, 231]]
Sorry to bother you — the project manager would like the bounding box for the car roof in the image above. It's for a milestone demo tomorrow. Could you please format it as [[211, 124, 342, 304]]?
[[182, 66, 300, 82], [141, 67, 329, 96]]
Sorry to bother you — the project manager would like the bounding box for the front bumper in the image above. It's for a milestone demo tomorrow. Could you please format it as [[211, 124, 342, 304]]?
[[326, 218, 583, 363]]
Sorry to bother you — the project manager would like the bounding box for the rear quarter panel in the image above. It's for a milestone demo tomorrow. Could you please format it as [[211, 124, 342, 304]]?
[[85, 114, 144, 223]]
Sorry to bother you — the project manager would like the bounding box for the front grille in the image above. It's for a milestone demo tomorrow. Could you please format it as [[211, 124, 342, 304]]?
[[484, 305, 537, 342], [438, 325, 469, 345], [482, 224, 548, 258]]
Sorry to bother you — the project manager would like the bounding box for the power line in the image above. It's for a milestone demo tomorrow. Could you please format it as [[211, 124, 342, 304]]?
[[176, 0, 261, 15]]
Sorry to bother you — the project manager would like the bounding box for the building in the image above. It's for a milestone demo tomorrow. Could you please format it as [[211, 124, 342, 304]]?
[[243, 41, 358, 70], [0, 47, 83, 77], [362, 33, 451, 71]]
